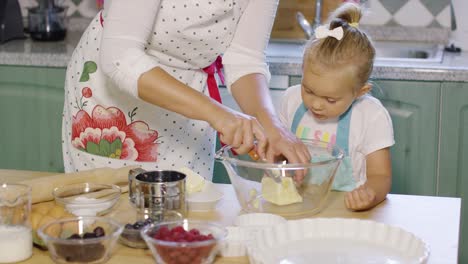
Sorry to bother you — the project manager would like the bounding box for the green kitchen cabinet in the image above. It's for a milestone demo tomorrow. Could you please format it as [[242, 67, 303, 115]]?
[[0, 65, 66, 172], [438, 82, 468, 264], [371, 80, 440, 196]]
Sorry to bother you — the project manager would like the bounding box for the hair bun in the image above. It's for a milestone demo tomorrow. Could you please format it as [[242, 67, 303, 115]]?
[[328, 2, 362, 26]]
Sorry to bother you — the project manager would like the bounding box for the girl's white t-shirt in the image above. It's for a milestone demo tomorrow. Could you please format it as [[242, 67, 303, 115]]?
[[279, 85, 395, 185]]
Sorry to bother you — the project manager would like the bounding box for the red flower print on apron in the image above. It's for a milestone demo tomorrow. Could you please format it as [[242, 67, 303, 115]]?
[[72, 87, 160, 162]]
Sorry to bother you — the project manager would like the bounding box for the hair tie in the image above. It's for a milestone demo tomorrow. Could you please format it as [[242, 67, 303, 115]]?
[[314, 25, 344, 40], [349, 22, 359, 28]]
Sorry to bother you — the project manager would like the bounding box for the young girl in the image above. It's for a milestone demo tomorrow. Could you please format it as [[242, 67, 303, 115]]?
[[279, 3, 394, 211]]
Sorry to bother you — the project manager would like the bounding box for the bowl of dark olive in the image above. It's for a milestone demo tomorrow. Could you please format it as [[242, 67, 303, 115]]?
[[37, 216, 123, 264]]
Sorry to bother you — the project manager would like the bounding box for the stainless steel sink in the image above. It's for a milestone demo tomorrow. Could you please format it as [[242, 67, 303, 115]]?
[[266, 39, 444, 64], [374, 41, 444, 63]]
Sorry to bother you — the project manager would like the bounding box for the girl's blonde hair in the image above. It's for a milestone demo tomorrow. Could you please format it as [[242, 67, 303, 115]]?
[[303, 3, 375, 89]]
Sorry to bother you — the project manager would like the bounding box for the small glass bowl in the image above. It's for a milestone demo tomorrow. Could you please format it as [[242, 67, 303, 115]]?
[[53, 183, 121, 216], [37, 216, 123, 264], [141, 219, 227, 264], [119, 210, 183, 249]]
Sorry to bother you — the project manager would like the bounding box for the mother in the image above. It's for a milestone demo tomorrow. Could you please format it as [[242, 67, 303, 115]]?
[[62, 0, 310, 179]]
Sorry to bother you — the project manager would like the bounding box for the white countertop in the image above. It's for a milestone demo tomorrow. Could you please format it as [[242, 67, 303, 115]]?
[[0, 169, 462, 264]]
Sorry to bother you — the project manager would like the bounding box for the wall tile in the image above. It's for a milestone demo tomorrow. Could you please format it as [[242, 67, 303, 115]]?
[[394, 0, 434, 27], [363, 0, 451, 28]]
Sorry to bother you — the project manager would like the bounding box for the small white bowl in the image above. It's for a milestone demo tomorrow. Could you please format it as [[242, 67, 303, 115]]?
[[187, 182, 223, 212], [234, 213, 287, 228]]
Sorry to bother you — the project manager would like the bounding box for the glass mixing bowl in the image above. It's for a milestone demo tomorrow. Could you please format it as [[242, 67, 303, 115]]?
[[215, 139, 343, 219]]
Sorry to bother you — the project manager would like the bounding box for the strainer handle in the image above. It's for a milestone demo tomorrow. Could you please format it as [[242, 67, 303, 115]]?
[[215, 144, 232, 161]]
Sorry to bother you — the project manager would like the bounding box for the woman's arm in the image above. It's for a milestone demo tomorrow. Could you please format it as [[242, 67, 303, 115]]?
[[137, 68, 267, 156], [224, 0, 311, 164], [345, 147, 392, 211], [100, 0, 268, 155]]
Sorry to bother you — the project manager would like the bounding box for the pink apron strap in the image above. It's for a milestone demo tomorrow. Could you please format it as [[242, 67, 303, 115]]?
[[203, 56, 234, 150], [99, 11, 104, 27], [202, 56, 224, 104]]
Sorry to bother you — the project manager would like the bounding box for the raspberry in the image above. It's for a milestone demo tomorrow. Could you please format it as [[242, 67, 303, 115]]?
[[189, 228, 200, 236], [154, 226, 170, 240], [170, 226, 186, 235]]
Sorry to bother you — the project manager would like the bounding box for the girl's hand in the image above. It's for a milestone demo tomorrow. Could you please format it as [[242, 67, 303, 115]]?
[[344, 184, 377, 211], [210, 106, 267, 158]]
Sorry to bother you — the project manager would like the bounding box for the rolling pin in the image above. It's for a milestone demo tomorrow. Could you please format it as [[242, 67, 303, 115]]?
[[19, 166, 138, 204]]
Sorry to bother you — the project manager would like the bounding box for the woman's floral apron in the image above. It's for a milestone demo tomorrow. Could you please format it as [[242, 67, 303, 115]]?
[[62, 1, 245, 179]]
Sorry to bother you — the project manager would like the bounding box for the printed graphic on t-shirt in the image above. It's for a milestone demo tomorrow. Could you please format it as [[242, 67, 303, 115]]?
[[296, 124, 336, 146]]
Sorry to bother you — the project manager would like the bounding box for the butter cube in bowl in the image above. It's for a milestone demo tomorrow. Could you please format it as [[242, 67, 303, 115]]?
[[179, 168, 223, 212], [215, 139, 343, 219]]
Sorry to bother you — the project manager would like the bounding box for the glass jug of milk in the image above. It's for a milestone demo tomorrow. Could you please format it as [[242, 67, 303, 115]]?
[[0, 183, 32, 263]]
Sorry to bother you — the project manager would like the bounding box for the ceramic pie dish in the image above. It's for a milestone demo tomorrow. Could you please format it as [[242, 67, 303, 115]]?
[[247, 218, 430, 264]]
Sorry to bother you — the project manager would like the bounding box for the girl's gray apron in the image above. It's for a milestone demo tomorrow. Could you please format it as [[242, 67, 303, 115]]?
[[291, 103, 356, 191]]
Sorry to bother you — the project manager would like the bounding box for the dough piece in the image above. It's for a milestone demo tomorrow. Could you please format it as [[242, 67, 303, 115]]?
[[261, 177, 303, 205]]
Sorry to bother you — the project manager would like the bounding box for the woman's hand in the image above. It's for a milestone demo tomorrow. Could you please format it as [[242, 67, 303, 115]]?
[[209, 106, 267, 158], [344, 184, 377, 211], [263, 125, 311, 183], [264, 125, 311, 163]]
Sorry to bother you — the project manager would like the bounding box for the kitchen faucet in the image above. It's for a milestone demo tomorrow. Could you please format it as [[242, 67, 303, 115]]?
[[296, 0, 369, 39], [296, 0, 322, 39]]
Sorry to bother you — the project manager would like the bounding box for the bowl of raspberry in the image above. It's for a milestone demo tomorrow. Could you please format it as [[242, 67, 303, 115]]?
[[140, 219, 227, 264]]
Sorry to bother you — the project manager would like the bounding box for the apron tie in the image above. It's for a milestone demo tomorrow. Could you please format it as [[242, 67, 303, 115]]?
[[203, 56, 224, 103], [99, 11, 104, 27], [203, 56, 235, 151]]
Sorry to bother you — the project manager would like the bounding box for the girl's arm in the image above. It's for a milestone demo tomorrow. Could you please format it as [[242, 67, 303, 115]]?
[[345, 147, 392, 211]]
